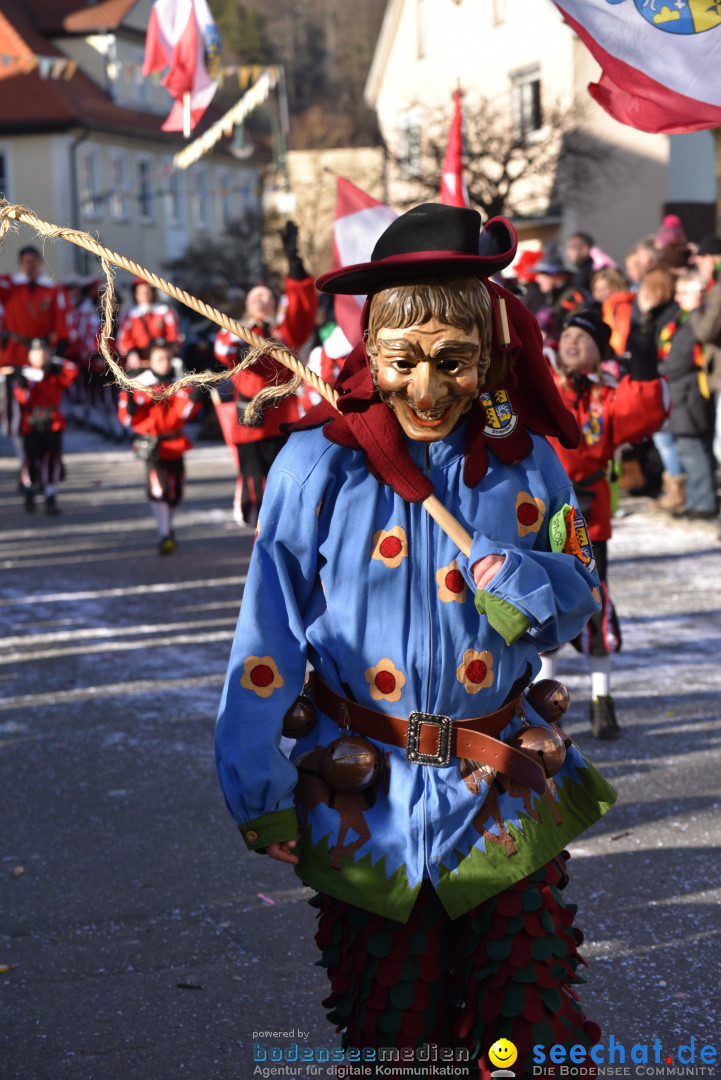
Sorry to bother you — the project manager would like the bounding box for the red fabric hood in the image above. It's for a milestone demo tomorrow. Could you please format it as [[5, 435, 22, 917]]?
[[287, 283, 579, 502]]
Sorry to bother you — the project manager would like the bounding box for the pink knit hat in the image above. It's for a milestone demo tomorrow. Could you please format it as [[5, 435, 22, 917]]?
[[655, 214, 686, 247]]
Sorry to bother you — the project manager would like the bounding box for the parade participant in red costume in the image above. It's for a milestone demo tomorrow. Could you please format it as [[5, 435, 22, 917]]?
[[216, 205, 618, 1079], [0, 246, 70, 454], [543, 309, 669, 739], [213, 221, 317, 526], [13, 337, 78, 514], [118, 340, 200, 554], [0, 247, 70, 368], [117, 280, 181, 370]]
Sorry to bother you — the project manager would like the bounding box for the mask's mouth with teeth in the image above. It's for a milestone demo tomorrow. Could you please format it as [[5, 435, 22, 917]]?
[[390, 395, 464, 416], [386, 395, 474, 435]]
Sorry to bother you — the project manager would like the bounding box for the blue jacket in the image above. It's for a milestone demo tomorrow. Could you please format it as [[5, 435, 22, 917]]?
[[215, 421, 615, 921]]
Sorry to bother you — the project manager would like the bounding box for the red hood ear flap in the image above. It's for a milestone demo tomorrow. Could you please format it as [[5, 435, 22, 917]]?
[[486, 281, 580, 449]]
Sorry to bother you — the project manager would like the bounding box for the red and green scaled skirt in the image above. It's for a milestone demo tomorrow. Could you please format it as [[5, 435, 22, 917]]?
[[312, 852, 600, 1079]]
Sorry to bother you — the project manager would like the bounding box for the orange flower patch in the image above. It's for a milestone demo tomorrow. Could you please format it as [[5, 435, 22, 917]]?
[[371, 526, 408, 568], [240, 655, 284, 699], [436, 559, 467, 604], [365, 658, 406, 703], [456, 649, 494, 695], [515, 491, 546, 537]]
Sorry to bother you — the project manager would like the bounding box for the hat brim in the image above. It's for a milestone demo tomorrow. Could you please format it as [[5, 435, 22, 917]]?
[[317, 216, 517, 295], [533, 265, 572, 276]]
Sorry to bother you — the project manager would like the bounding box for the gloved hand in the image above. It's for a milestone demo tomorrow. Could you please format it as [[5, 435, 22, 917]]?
[[281, 221, 306, 280], [281, 220, 298, 260]]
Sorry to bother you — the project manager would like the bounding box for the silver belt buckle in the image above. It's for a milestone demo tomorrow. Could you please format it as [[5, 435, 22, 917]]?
[[406, 711, 452, 767]]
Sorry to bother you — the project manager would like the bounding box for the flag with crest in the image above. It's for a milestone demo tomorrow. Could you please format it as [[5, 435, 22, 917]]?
[[553, 0, 721, 133]]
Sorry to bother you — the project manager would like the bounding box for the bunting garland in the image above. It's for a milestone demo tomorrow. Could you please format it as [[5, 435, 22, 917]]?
[[172, 66, 278, 170], [0, 54, 78, 79], [0, 54, 275, 90]]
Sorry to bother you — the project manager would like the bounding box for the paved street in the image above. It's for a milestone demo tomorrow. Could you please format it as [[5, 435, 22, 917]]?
[[1, 429, 720, 1080]]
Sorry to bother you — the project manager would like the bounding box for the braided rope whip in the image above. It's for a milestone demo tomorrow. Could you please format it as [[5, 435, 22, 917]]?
[[0, 199, 337, 415], [0, 199, 471, 554]]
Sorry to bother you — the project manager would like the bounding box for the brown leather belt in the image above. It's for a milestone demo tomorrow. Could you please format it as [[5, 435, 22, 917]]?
[[309, 674, 546, 795]]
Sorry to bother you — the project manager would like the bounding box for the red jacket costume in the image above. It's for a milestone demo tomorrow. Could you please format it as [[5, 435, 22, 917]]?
[[13, 360, 79, 435], [117, 303, 181, 361], [118, 370, 200, 460], [66, 297, 102, 365], [214, 276, 317, 443], [549, 363, 669, 542], [0, 274, 70, 367]]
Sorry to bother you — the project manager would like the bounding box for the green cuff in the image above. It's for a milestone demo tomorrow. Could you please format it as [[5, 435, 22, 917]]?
[[238, 808, 299, 852], [475, 589, 531, 645]]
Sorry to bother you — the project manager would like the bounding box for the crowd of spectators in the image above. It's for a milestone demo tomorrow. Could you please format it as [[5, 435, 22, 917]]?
[[1, 213, 720, 544]]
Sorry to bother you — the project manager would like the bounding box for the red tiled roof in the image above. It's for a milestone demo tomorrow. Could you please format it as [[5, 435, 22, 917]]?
[[24, 0, 141, 35], [0, 1, 63, 80], [0, 57, 235, 145], [0, 0, 223, 144]]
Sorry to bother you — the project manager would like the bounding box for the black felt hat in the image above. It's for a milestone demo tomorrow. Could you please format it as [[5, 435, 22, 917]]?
[[533, 242, 571, 276], [696, 234, 721, 257], [316, 203, 517, 295]]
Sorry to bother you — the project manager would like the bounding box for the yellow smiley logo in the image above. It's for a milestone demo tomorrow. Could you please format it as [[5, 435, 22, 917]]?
[[488, 1038, 518, 1069]]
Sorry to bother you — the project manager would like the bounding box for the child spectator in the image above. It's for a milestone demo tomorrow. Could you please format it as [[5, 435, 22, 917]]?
[[118, 340, 200, 554], [544, 309, 670, 738], [656, 270, 718, 520], [13, 338, 78, 514]]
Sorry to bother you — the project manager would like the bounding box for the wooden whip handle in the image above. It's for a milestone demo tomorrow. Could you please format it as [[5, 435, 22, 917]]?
[[421, 494, 472, 557]]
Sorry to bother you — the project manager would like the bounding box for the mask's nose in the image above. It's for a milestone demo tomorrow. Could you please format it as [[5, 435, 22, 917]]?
[[409, 361, 439, 411]]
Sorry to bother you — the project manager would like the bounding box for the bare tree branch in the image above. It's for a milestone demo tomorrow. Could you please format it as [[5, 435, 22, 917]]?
[[385, 94, 621, 222]]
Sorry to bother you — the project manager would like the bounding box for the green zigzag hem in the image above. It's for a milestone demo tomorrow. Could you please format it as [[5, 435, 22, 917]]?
[[438, 760, 617, 918], [294, 760, 616, 924], [294, 831, 422, 923]]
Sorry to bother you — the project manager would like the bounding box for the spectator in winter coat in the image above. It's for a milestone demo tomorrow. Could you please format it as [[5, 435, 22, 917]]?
[[630, 268, 683, 504], [688, 234, 721, 526], [565, 232, 596, 293], [213, 221, 317, 526], [531, 243, 591, 343], [13, 337, 78, 514], [656, 267, 719, 524], [544, 309, 670, 738], [590, 268, 628, 309]]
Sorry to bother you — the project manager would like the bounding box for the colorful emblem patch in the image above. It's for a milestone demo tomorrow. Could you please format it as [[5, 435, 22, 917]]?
[[479, 389, 518, 438], [515, 491, 546, 537], [371, 526, 408, 568], [365, 658, 406, 703], [456, 649, 494, 694], [581, 405, 604, 446], [240, 655, 284, 698], [436, 560, 468, 603], [625, 0, 721, 34], [563, 507, 597, 575]]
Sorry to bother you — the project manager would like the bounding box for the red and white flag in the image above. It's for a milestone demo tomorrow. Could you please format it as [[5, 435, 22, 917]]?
[[143, 0, 221, 133], [332, 177, 397, 345], [553, 0, 721, 134], [439, 90, 470, 208]]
